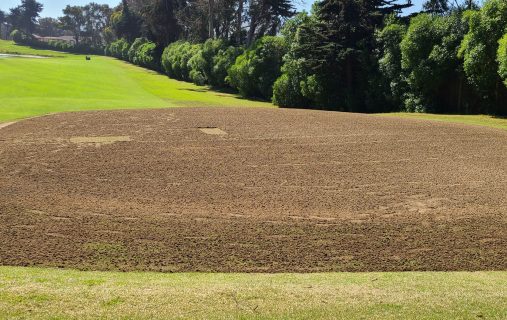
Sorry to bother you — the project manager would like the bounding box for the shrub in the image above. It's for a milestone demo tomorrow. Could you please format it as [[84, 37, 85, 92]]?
[[135, 41, 160, 70], [11, 30, 33, 45], [375, 16, 408, 110], [211, 46, 243, 88], [186, 39, 244, 87], [272, 68, 308, 107], [498, 33, 507, 86], [272, 13, 312, 108], [188, 39, 225, 85], [400, 13, 472, 113], [161, 41, 202, 81], [128, 37, 148, 63], [188, 51, 207, 85], [459, 0, 507, 114], [107, 38, 130, 60], [227, 36, 287, 100]]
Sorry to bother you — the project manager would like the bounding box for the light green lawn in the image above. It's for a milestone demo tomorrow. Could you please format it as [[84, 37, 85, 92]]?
[[377, 112, 507, 131], [0, 40, 271, 122], [0, 41, 68, 57], [0, 267, 505, 320]]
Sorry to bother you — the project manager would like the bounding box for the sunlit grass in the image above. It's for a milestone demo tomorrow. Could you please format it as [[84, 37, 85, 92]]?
[[377, 112, 507, 131], [0, 40, 68, 57], [0, 40, 272, 122], [0, 267, 505, 319]]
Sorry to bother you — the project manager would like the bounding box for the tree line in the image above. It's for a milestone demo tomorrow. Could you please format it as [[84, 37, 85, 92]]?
[[2, 0, 507, 115]]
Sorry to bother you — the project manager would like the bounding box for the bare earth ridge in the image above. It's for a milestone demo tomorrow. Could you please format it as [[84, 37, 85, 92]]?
[[0, 108, 506, 272]]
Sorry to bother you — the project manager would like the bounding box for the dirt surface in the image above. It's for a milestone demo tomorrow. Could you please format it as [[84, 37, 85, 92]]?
[[0, 108, 506, 272]]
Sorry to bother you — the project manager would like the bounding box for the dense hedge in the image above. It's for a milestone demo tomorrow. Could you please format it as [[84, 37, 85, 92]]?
[[128, 38, 147, 63], [189, 39, 243, 87], [11, 30, 102, 55], [227, 36, 286, 100], [499, 33, 507, 86], [106, 38, 130, 59], [160, 38, 286, 100], [105, 37, 160, 71], [161, 39, 244, 88], [161, 41, 202, 81]]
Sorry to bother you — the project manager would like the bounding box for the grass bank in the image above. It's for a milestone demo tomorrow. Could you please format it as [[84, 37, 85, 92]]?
[[0, 267, 505, 319], [0, 40, 271, 122], [377, 112, 507, 131]]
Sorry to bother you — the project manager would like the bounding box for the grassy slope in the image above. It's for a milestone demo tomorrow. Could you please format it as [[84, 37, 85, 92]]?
[[377, 112, 507, 131], [0, 40, 271, 122], [0, 41, 68, 57], [0, 267, 506, 320]]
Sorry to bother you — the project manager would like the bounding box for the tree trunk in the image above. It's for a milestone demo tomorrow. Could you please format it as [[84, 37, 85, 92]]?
[[74, 29, 80, 45], [236, 0, 243, 44], [247, 20, 256, 45], [247, 0, 258, 46], [346, 54, 353, 111], [457, 74, 463, 113], [346, 56, 353, 92], [209, 0, 214, 39], [495, 79, 500, 114]]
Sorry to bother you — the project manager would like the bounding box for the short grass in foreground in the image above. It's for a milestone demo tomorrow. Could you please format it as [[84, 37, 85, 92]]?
[[377, 112, 507, 131], [0, 267, 505, 319], [0, 40, 271, 122]]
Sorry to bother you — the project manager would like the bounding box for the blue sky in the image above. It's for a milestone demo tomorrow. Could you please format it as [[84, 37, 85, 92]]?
[[1, 0, 424, 18]]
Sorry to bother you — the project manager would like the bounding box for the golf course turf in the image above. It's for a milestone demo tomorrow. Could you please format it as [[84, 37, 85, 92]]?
[[0, 40, 270, 123], [1, 40, 506, 319], [1, 267, 505, 319]]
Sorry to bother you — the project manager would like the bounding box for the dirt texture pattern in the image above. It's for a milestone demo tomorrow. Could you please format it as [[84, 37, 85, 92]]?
[[0, 108, 506, 272]]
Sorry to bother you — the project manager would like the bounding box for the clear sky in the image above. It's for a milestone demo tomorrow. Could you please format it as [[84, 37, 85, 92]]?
[[0, 0, 424, 18]]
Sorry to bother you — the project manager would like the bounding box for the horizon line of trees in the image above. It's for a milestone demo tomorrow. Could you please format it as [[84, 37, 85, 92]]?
[[3, 0, 507, 115]]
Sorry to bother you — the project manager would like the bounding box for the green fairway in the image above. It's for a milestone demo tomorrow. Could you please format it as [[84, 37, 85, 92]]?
[[0, 267, 505, 320], [0, 41, 68, 57], [0, 40, 271, 122], [377, 112, 507, 131]]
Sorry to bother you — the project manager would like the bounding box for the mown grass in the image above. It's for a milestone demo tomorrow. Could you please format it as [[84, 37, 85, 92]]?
[[0, 267, 505, 319], [0, 40, 271, 122], [0, 41, 68, 57], [377, 112, 507, 131]]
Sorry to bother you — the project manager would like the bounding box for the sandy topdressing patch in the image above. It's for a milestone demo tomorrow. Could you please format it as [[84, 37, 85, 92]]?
[[0, 107, 506, 272], [199, 127, 227, 135], [0, 53, 48, 59], [70, 136, 132, 147], [0, 122, 16, 130]]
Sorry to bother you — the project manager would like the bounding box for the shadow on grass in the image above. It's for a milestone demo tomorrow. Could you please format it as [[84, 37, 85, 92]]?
[[176, 87, 271, 103], [178, 88, 208, 93]]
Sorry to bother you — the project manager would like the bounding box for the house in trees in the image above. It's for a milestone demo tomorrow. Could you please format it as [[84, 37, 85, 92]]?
[[33, 35, 77, 45]]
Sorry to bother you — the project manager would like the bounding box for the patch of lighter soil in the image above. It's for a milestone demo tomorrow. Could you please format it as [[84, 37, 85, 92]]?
[[70, 136, 131, 146], [0, 53, 48, 59], [199, 127, 227, 135], [0, 122, 16, 130]]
